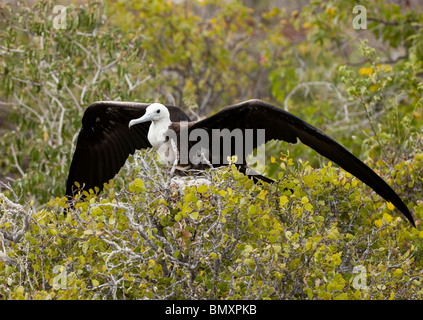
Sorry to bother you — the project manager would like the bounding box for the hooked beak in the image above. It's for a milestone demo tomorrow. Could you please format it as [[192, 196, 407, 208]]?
[[128, 113, 153, 129]]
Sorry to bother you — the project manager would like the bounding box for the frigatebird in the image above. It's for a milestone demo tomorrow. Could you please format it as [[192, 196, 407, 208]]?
[[66, 99, 415, 226]]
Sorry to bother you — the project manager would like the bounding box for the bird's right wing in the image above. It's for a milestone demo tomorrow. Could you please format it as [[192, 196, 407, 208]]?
[[66, 101, 190, 197]]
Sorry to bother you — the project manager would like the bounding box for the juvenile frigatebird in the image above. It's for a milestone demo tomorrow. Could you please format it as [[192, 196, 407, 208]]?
[[66, 99, 415, 226]]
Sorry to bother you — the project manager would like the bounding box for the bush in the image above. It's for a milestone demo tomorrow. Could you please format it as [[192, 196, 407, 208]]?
[[0, 0, 422, 300], [1, 150, 422, 299]]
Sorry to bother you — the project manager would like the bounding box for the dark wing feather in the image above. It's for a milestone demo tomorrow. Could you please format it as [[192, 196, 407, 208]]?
[[66, 101, 190, 197], [190, 99, 415, 226]]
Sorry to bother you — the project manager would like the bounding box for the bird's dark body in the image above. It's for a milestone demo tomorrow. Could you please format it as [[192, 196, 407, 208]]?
[[66, 99, 415, 226], [66, 102, 190, 197]]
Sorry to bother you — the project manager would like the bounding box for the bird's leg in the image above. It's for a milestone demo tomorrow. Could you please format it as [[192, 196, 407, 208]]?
[[200, 151, 213, 168], [169, 138, 179, 176]]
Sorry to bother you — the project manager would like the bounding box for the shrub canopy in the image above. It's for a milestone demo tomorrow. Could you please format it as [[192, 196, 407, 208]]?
[[0, 0, 422, 300]]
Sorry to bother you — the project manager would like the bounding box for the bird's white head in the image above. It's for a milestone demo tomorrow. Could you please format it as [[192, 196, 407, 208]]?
[[128, 103, 170, 129]]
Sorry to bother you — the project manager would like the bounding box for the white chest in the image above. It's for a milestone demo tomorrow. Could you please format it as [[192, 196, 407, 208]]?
[[148, 122, 176, 165]]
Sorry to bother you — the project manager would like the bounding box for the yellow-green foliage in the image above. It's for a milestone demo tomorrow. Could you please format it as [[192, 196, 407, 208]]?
[[1, 150, 422, 300], [0, 0, 422, 300]]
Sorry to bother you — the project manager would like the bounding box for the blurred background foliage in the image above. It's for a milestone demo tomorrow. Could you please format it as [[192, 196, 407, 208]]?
[[0, 0, 422, 205], [0, 0, 422, 300]]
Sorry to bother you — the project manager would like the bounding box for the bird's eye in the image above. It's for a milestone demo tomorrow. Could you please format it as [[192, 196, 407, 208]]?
[[157, 110, 160, 114]]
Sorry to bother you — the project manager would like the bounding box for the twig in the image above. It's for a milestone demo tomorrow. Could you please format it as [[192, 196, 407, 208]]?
[[13, 93, 44, 125], [10, 145, 25, 178], [283, 81, 349, 122]]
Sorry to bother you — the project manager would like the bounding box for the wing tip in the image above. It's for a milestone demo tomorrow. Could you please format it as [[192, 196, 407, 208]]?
[[406, 212, 416, 228]]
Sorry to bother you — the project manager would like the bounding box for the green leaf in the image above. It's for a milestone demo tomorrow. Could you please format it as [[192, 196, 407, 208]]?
[[197, 185, 208, 193]]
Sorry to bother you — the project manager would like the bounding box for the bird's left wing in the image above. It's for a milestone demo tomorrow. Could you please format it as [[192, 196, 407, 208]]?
[[66, 101, 190, 197], [190, 99, 415, 226]]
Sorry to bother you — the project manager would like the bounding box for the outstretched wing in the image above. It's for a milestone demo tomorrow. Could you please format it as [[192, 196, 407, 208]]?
[[190, 99, 415, 226], [66, 101, 191, 197]]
